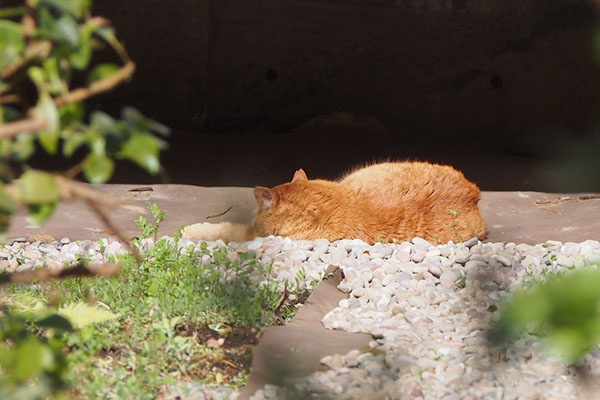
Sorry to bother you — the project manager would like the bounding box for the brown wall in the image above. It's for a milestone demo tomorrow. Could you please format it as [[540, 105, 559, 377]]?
[[92, 0, 600, 155]]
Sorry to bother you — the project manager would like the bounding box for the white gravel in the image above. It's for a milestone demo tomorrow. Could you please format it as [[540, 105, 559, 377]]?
[[2, 235, 600, 399]]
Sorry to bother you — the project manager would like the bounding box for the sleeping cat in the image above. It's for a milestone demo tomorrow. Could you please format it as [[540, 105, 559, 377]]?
[[183, 162, 487, 244]]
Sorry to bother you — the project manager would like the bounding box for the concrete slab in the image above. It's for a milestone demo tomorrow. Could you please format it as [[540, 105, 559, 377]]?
[[7, 184, 600, 244], [6, 184, 256, 241], [237, 269, 371, 400], [481, 192, 600, 243]]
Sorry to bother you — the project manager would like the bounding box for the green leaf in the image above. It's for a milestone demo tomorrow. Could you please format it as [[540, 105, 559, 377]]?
[[28, 66, 46, 88], [95, 26, 118, 49], [87, 129, 106, 154], [0, 183, 14, 236], [0, 6, 28, 19], [37, 6, 58, 40], [59, 102, 84, 128], [14, 337, 53, 381], [0, 105, 20, 123], [27, 202, 57, 226], [84, 153, 114, 184], [37, 6, 80, 46], [0, 184, 16, 215], [88, 63, 119, 84], [58, 302, 118, 329], [120, 132, 164, 174], [123, 107, 170, 136], [69, 21, 96, 70], [496, 268, 600, 365], [12, 133, 35, 161], [546, 328, 590, 364], [0, 20, 25, 71], [17, 170, 60, 204], [53, 14, 79, 46], [42, 56, 66, 95], [62, 131, 86, 156], [90, 111, 117, 133], [40, 0, 91, 19], [36, 314, 73, 332], [0, 220, 10, 236], [35, 93, 60, 154]]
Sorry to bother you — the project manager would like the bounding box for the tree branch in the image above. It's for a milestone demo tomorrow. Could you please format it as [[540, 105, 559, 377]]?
[[62, 159, 86, 180], [0, 262, 120, 285], [84, 198, 142, 264], [1, 40, 52, 80], [0, 62, 134, 139], [5, 175, 141, 264], [54, 61, 135, 107], [0, 116, 48, 139], [54, 176, 119, 207], [0, 94, 21, 105]]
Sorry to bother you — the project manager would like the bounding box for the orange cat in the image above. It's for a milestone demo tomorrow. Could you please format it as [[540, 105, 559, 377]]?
[[183, 162, 487, 244]]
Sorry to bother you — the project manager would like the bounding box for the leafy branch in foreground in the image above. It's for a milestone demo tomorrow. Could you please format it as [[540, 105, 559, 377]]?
[[0, 0, 169, 237], [491, 266, 600, 366], [0, 306, 71, 400]]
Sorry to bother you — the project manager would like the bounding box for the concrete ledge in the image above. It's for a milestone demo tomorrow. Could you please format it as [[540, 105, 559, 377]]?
[[238, 268, 372, 400], [7, 185, 600, 244]]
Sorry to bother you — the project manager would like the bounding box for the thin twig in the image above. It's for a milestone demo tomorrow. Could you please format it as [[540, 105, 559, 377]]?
[[54, 176, 119, 207], [0, 263, 120, 285], [62, 160, 87, 180], [101, 29, 131, 64], [87, 17, 109, 29], [1, 41, 52, 80], [54, 61, 135, 107], [21, 13, 36, 37], [2, 62, 25, 81], [221, 359, 238, 369], [0, 116, 48, 139], [274, 281, 288, 323], [6, 175, 141, 264], [206, 205, 233, 220], [84, 198, 142, 264], [0, 94, 21, 105], [4, 176, 120, 208]]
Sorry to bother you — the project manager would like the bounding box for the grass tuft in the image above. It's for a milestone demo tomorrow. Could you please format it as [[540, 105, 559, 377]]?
[[1, 204, 310, 398]]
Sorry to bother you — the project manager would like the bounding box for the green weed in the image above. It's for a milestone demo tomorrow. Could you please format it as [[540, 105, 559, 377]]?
[[1, 204, 312, 398]]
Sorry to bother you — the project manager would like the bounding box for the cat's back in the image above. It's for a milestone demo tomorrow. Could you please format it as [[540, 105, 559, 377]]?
[[338, 161, 486, 242], [339, 161, 480, 204]]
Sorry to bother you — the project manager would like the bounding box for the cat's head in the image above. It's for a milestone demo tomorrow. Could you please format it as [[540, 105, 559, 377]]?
[[252, 169, 334, 238]]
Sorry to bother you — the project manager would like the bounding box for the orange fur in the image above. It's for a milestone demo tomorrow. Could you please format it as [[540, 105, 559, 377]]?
[[253, 162, 487, 244]]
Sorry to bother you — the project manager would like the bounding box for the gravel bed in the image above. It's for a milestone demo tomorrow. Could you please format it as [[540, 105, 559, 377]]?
[[2, 235, 600, 399]]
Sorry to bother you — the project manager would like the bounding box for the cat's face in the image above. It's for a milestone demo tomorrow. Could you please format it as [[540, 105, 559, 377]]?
[[253, 169, 326, 238]]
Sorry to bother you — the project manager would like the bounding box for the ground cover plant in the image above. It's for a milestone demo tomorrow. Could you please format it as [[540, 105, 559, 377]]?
[[0, 204, 311, 398]]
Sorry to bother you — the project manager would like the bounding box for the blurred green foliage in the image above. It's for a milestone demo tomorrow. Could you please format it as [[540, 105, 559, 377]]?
[[0, 0, 171, 397], [493, 267, 600, 365], [0, 307, 72, 400], [0, 0, 169, 236]]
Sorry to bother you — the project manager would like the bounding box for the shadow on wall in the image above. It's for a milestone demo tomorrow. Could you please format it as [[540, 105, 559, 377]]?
[[89, 0, 600, 158]]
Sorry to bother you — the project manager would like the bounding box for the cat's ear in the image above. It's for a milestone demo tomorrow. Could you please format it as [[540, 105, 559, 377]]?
[[292, 168, 308, 182], [254, 187, 278, 210]]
